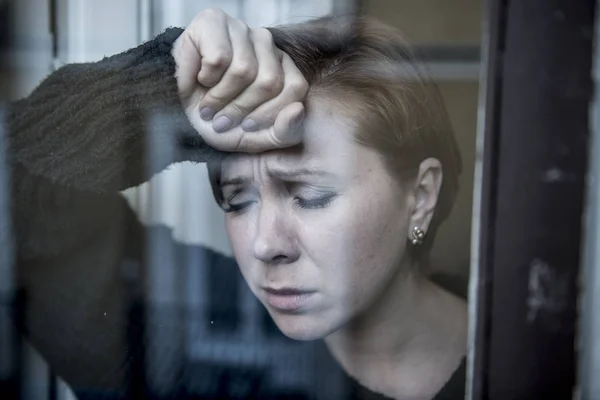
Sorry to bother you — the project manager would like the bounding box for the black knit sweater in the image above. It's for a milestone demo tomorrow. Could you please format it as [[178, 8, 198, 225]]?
[[6, 27, 220, 395], [6, 28, 466, 399]]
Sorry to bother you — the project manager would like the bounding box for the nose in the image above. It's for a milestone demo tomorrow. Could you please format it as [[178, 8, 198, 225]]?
[[252, 202, 300, 265]]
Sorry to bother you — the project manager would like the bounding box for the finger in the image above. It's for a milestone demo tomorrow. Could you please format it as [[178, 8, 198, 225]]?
[[239, 53, 309, 132], [239, 101, 305, 152], [172, 32, 202, 100], [212, 28, 284, 132], [197, 102, 305, 153], [193, 9, 233, 88], [200, 20, 259, 129]]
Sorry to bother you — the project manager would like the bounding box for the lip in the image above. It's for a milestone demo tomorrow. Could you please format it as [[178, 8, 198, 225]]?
[[263, 287, 317, 312]]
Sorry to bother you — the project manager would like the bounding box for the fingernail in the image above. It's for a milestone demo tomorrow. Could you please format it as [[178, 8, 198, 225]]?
[[241, 119, 258, 132], [213, 116, 233, 133], [200, 107, 215, 121], [290, 109, 305, 128]]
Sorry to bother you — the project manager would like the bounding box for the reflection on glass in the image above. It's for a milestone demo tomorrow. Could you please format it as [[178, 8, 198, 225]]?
[[2, 2, 478, 399], [208, 16, 468, 400]]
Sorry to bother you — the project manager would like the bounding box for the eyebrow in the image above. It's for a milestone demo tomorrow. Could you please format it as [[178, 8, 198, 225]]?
[[219, 177, 251, 188], [219, 168, 333, 188]]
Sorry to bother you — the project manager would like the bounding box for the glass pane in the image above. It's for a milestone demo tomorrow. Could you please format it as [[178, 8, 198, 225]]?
[[1, 0, 484, 399]]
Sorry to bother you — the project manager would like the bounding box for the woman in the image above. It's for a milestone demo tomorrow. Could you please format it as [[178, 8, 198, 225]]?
[[5, 7, 466, 400], [208, 16, 467, 400], [6, 8, 308, 398]]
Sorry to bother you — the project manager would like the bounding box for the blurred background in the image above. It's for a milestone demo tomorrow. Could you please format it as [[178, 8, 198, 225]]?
[[3, 0, 482, 276], [1, 0, 482, 398]]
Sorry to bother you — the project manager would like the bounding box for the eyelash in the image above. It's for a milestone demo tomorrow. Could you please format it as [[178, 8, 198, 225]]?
[[294, 194, 336, 209], [224, 201, 254, 213], [224, 193, 336, 213], [223, 189, 251, 213]]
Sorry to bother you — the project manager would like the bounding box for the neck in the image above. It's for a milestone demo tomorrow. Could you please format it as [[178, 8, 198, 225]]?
[[324, 262, 468, 399]]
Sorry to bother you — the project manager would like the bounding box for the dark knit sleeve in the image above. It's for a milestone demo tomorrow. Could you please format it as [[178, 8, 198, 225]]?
[[7, 27, 219, 193], [7, 27, 222, 260], [3, 29, 222, 393]]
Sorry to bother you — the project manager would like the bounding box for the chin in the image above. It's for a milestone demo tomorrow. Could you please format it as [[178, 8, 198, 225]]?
[[270, 314, 336, 341]]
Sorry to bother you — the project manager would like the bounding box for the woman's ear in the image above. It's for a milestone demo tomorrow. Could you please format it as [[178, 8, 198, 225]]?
[[408, 158, 443, 236]]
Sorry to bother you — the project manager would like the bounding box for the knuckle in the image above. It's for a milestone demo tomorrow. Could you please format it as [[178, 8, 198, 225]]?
[[233, 19, 250, 33], [229, 62, 258, 81], [200, 7, 225, 19], [203, 92, 228, 106], [252, 28, 274, 44], [203, 51, 232, 70], [256, 74, 284, 96], [287, 77, 309, 97], [228, 102, 251, 117]]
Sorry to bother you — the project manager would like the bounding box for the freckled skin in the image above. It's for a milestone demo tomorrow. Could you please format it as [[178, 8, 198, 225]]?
[[220, 97, 412, 340], [218, 96, 468, 399]]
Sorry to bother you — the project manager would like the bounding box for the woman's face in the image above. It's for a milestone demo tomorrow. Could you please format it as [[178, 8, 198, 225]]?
[[219, 98, 414, 340]]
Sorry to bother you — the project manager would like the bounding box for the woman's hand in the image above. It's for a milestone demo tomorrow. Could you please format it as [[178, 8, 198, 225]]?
[[172, 8, 308, 153]]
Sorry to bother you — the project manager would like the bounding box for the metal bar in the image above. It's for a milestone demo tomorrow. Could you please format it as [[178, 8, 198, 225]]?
[[125, 289, 148, 399], [1, 7, 25, 392], [48, 370, 56, 400], [467, 0, 507, 398], [137, 0, 153, 43], [473, 0, 595, 398], [577, 0, 600, 396], [141, 111, 186, 397], [0, 104, 21, 400], [0, 4, 22, 388]]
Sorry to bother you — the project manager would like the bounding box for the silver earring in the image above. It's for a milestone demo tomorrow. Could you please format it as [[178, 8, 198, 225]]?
[[411, 226, 425, 246]]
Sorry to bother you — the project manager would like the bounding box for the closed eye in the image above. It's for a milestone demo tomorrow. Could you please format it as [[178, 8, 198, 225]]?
[[224, 200, 256, 213], [294, 193, 337, 209], [222, 187, 258, 213]]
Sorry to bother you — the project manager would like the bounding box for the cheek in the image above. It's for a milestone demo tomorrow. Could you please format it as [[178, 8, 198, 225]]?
[[349, 199, 406, 283], [296, 205, 351, 259], [300, 191, 408, 305]]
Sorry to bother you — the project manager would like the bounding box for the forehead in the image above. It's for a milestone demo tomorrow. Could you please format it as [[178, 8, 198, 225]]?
[[221, 98, 361, 176]]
